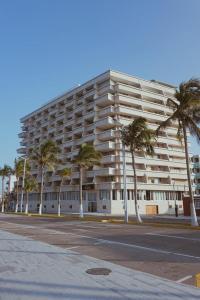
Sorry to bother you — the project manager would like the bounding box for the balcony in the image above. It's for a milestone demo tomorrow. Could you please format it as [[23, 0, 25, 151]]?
[[95, 93, 114, 106], [154, 147, 186, 158], [63, 139, 73, 148], [96, 141, 115, 151], [97, 129, 115, 141], [95, 117, 115, 129], [116, 94, 172, 114], [101, 155, 116, 164], [115, 106, 166, 123], [87, 167, 115, 177], [83, 134, 95, 143], [115, 83, 165, 102], [73, 125, 83, 135], [170, 172, 187, 180], [98, 106, 115, 118]]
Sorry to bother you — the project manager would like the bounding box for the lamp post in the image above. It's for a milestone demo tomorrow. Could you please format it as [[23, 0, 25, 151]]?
[[122, 141, 128, 223], [20, 158, 26, 213], [173, 180, 178, 217]]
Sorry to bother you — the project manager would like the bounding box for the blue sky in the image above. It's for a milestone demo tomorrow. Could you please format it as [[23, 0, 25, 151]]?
[[0, 0, 200, 167]]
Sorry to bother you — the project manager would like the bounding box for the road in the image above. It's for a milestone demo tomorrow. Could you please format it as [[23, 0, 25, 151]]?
[[0, 213, 200, 287]]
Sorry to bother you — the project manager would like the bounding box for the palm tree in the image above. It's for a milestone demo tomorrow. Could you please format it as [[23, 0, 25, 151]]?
[[73, 143, 102, 218], [29, 140, 60, 215], [14, 158, 30, 213], [0, 165, 12, 213], [121, 117, 155, 223], [24, 176, 38, 214], [57, 168, 71, 216], [156, 78, 200, 227], [6, 166, 14, 194], [14, 159, 23, 213]]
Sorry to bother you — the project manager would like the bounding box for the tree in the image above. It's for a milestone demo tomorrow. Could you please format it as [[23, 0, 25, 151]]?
[[57, 168, 71, 216], [29, 140, 60, 215], [73, 143, 102, 218], [0, 165, 12, 213], [14, 158, 30, 213], [121, 117, 155, 223], [24, 176, 38, 214], [156, 78, 200, 227]]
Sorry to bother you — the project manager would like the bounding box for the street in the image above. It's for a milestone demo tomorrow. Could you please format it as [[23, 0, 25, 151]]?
[[0, 214, 200, 287]]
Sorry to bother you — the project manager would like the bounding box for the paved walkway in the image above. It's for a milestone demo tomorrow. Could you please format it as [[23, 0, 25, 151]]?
[[0, 230, 200, 299]]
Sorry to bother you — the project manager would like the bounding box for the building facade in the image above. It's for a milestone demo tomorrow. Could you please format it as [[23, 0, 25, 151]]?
[[18, 70, 189, 215], [192, 155, 200, 195]]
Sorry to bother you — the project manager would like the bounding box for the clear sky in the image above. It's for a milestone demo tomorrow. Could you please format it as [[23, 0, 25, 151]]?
[[0, 0, 200, 167]]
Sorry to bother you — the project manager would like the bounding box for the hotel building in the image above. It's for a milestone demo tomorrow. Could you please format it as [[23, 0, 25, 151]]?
[[192, 155, 200, 195], [18, 70, 189, 215]]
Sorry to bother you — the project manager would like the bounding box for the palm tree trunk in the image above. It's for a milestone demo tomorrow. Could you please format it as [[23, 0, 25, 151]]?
[[58, 180, 62, 217], [131, 150, 142, 223], [79, 167, 83, 218], [39, 168, 44, 215], [1, 177, 4, 213], [15, 179, 19, 213], [25, 192, 29, 214], [183, 125, 199, 226]]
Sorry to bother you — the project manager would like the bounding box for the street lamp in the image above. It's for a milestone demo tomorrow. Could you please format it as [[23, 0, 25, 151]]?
[[172, 180, 178, 217], [122, 141, 128, 223], [20, 157, 27, 213]]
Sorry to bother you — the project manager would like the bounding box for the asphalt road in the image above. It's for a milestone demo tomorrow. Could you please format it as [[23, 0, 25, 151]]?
[[0, 214, 200, 287]]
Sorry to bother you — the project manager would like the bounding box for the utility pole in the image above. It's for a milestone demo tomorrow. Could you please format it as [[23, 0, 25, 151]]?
[[122, 140, 128, 223]]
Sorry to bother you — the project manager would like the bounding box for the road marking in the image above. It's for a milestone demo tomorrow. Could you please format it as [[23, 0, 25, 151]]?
[[77, 225, 101, 229], [2, 220, 200, 261], [66, 246, 80, 250], [176, 275, 192, 283], [146, 233, 200, 242], [73, 228, 90, 232], [62, 232, 200, 260]]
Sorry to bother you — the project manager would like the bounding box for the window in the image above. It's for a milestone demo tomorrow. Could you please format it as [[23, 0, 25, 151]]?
[[112, 190, 116, 200], [99, 190, 110, 201]]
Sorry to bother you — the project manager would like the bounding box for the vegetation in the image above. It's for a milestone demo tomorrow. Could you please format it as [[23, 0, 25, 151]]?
[[121, 117, 155, 223], [14, 158, 30, 213], [0, 165, 13, 213], [29, 140, 60, 215], [156, 78, 200, 227], [24, 176, 38, 214], [57, 168, 71, 216], [73, 143, 102, 218]]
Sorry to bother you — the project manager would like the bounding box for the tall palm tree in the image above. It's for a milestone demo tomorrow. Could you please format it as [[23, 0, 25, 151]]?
[[57, 168, 71, 216], [73, 143, 102, 218], [24, 176, 38, 214], [156, 78, 200, 227], [14, 159, 23, 213], [14, 158, 30, 213], [29, 140, 60, 215], [121, 117, 155, 223], [6, 166, 14, 194], [0, 165, 12, 213]]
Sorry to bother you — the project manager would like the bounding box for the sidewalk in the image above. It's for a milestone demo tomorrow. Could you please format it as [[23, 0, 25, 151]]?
[[0, 230, 200, 300]]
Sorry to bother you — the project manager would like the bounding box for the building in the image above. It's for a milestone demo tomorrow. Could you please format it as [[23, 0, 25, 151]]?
[[18, 70, 189, 215], [192, 155, 200, 195]]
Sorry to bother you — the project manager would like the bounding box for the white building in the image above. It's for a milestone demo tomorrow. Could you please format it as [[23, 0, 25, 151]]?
[[18, 70, 189, 215], [192, 155, 200, 195]]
